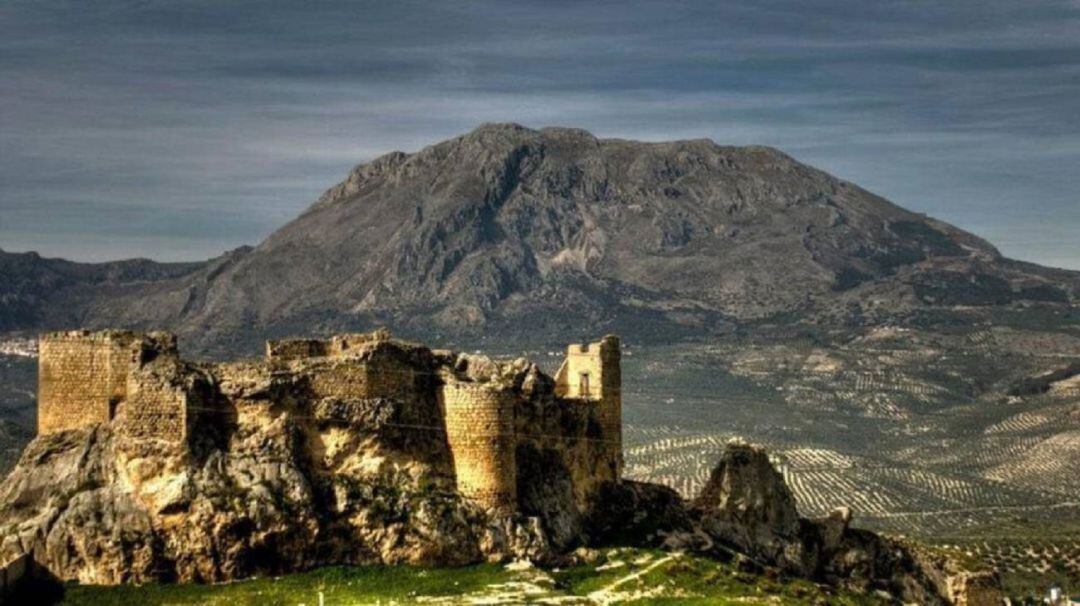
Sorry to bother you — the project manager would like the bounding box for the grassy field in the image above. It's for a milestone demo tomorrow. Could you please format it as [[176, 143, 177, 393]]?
[[57, 549, 885, 605]]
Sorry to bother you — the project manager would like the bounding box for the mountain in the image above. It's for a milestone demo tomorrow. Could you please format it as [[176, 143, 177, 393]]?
[[0, 249, 206, 333], [3, 123, 1077, 355]]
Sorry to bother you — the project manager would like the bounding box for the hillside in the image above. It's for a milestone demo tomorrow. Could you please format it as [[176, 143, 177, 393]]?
[[0, 330, 994, 603], [56, 548, 886, 605], [3, 124, 1076, 356], [0, 249, 205, 334]]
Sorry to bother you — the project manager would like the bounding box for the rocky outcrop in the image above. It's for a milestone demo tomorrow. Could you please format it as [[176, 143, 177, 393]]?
[[909, 545, 1006, 606], [584, 480, 693, 547], [0, 423, 488, 584], [945, 572, 1006, 606], [686, 441, 1003, 605], [694, 440, 804, 569], [0, 431, 1001, 602]]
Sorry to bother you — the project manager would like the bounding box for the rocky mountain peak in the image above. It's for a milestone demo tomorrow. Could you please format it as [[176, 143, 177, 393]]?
[[2, 126, 1074, 355]]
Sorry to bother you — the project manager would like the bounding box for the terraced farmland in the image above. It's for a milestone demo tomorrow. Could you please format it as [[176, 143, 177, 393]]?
[[620, 318, 1079, 581], [986, 431, 1080, 495]]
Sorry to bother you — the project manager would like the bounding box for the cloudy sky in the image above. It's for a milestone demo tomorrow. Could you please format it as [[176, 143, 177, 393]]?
[[2, 1, 1078, 268]]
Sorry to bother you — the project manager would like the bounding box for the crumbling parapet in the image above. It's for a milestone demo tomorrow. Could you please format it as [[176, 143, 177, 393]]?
[[266, 329, 393, 361], [265, 338, 329, 360], [440, 380, 518, 511]]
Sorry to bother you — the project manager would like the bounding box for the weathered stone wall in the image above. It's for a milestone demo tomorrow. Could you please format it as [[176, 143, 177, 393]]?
[[326, 329, 392, 357], [304, 353, 424, 403], [38, 330, 187, 443], [265, 329, 393, 361], [118, 366, 188, 442], [515, 396, 619, 511], [441, 381, 518, 511], [38, 331, 141, 435], [306, 363, 373, 399], [266, 338, 329, 360]]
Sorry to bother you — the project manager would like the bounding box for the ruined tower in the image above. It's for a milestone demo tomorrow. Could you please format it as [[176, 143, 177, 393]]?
[[554, 334, 622, 478], [38, 331, 168, 434], [37, 330, 188, 440], [440, 381, 518, 511]]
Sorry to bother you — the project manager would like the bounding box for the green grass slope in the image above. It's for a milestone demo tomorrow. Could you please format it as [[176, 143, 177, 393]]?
[[58, 548, 885, 605]]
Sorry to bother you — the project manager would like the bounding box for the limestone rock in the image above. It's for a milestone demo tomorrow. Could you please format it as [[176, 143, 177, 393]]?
[[817, 506, 852, 551], [0, 332, 1001, 605], [689, 441, 970, 605], [693, 440, 803, 570], [946, 571, 1005, 606], [585, 480, 691, 548], [909, 545, 1006, 606]]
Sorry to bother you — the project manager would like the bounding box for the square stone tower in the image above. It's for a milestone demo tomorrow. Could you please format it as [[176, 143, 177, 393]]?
[[37, 330, 178, 436], [554, 335, 622, 478]]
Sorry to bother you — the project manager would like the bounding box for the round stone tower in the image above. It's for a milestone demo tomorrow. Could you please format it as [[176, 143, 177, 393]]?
[[440, 381, 518, 511]]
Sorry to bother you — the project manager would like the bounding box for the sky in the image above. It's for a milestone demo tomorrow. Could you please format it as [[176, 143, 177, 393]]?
[[2, 1, 1078, 269]]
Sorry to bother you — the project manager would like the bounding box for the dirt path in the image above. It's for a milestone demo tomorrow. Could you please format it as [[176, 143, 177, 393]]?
[[585, 553, 680, 605]]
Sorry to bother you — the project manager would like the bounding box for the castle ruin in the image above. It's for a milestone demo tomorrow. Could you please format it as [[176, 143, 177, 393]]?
[[20, 330, 994, 604], [36, 329, 622, 513]]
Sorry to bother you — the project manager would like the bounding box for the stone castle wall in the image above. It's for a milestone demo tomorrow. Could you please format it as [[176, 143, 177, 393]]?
[[36, 328, 623, 515], [266, 338, 329, 360], [118, 368, 188, 441], [266, 329, 393, 361], [306, 357, 422, 402], [513, 397, 619, 511], [440, 381, 518, 511]]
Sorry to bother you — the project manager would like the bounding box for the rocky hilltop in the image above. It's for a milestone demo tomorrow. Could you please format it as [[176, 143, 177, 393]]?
[[3, 124, 1076, 355], [0, 330, 999, 604]]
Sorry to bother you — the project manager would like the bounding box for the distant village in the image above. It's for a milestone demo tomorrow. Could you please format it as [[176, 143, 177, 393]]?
[[0, 338, 36, 358]]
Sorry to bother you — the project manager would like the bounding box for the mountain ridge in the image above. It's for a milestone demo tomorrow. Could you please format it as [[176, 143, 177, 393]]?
[[2, 123, 1076, 355]]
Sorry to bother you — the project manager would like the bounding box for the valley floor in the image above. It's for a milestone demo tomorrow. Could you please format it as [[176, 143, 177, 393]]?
[[55, 549, 883, 606]]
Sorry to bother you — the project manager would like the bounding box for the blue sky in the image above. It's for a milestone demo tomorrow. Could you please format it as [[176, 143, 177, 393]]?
[[2, 1, 1078, 268]]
